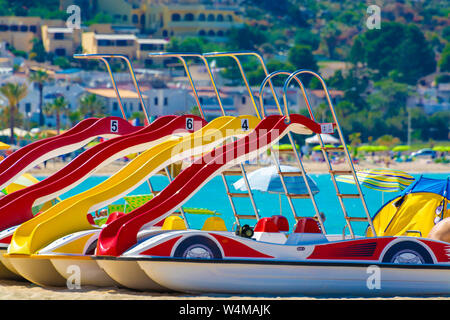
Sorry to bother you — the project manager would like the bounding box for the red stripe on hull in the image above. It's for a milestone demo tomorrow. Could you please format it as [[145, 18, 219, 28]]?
[[307, 238, 394, 261], [211, 234, 274, 259]]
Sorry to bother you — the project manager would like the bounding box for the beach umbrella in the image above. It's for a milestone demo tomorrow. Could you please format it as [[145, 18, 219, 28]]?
[[2, 173, 40, 194], [1, 173, 60, 214], [392, 145, 410, 152], [233, 165, 319, 214], [0, 142, 10, 150], [336, 168, 415, 203], [305, 134, 340, 145]]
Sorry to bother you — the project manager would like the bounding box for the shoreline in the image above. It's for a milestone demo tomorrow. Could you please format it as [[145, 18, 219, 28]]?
[[27, 158, 450, 177]]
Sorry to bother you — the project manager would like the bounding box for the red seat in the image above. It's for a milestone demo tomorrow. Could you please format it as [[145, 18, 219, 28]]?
[[270, 215, 289, 232], [294, 218, 321, 234], [254, 217, 279, 233]]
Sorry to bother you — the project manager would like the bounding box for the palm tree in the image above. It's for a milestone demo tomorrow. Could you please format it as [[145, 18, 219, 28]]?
[[44, 96, 68, 135], [79, 93, 106, 118], [0, 82, 28, 145], [29, 70, 49, 126]]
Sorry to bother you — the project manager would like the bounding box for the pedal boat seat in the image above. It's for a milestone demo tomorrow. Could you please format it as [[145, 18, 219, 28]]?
[[202, 216, 227, 231], [286, 217, 328, 245], [253, 217, 288, 244]]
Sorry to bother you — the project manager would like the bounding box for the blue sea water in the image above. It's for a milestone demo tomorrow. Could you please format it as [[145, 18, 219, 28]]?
[[40, 172, 449, 236]]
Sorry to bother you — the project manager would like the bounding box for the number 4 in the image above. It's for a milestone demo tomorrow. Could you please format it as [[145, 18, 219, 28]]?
[[241, 118, 249, 131]]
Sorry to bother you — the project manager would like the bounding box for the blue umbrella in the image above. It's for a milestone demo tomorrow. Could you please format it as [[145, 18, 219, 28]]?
[[233, 165, 319, 214]]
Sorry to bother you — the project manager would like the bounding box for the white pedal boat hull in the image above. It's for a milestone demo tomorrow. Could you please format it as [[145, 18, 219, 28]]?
[[48, 255, 120, 288], [95, 257, 169, 291], [137, 258, 450, 297], [5, 255, 67, 287]]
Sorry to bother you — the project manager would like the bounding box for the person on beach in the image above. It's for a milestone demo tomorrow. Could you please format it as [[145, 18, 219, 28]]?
[[428, 216, 450, 243]]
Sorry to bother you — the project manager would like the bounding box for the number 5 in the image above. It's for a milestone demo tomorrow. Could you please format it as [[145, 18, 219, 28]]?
[[111, 120, 118, 133]]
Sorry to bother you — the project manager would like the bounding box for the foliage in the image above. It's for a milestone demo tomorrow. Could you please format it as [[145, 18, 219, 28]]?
[[353, 22, 436, 84], [79, 93, 106, 118], [0, 82, 28, 144]]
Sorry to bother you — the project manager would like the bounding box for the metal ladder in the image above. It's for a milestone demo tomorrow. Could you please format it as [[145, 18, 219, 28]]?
[[282, 70, 376, 238], [148, 52, 260, 229], [203, 52, 326, 232], [73, 54, 190, 226]]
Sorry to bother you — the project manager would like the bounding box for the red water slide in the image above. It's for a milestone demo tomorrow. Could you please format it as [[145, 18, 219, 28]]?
[[0, 115, 206, 232], [97, 114, 322, 256], [0, 117, 141, 190]]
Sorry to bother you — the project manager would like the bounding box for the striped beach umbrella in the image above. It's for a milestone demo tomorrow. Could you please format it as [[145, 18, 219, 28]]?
[[336, 168, 415, 203]]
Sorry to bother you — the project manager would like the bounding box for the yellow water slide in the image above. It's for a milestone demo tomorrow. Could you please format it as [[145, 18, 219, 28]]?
[[8, 115, 260, 255]]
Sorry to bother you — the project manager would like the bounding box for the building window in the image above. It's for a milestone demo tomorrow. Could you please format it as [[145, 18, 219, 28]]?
[[198, 13, 205, 21], [140, 14, 145, 25], [113, 102, 118, 111], [185, 13, 194, 21], [217, 14, 224, 22], [129, 103, 133, 111], [116, 40, 128, 47], [25, 103, 31, 113], [10, 25, 18, 31], [164, 97, 168, 106], [227, 14, 233, 21], [207, 14, 215, 21], [162, 30, 168, 37], [123, 102, 127, 111], [29, 25, 37, 33], [0, 25, 8, 31], [208, 30, 215, 37], [132, 14, 138, 23], [242, 96, 246, 104], [19, 25, 28, 32], [98, 39, 111, 46], [198, 30, 206, 36], [171, 13, 181, 21], [123, 15, 128, 22], [55, 48, 66, 56], [154, 97, 158, 105], [217, 30, 224, 37], [54, 33, 64, 40]]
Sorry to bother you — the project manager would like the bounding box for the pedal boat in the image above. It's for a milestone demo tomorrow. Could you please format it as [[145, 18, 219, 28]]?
[[119, 217, 450, 296]]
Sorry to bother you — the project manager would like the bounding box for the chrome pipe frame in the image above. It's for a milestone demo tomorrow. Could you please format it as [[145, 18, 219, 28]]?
[[283, 70, 376, 238], [74, 54, 151, 123], [258, 70, 325, 232]]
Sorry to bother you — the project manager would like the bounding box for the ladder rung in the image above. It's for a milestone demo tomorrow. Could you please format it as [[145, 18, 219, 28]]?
[[279, 171, 303, 177], [287, 193, 311, 199], [330, 170, 354, 175], [346, 217, 369, 222], [337, 194, 362, 199], [222, 170, 242, 176], [323, 147, 345, 152], [236, 214, 258, 219], [228, 192, 250, 198], [294, 216, 319, 221]]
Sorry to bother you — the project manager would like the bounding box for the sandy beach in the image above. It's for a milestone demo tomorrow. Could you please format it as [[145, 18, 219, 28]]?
[[1, 279, 448, 300]]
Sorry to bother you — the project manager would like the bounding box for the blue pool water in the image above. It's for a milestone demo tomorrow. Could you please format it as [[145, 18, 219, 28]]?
[[40, 172, 449, 236]]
